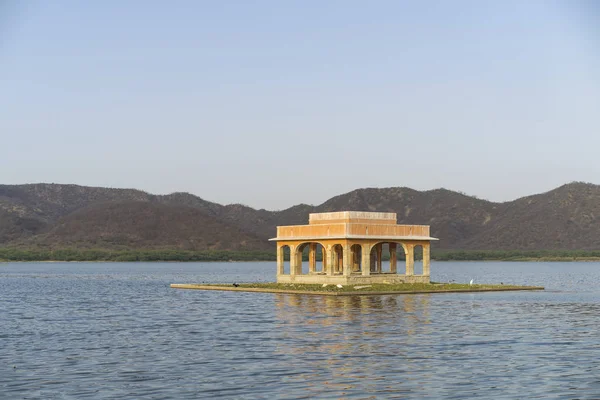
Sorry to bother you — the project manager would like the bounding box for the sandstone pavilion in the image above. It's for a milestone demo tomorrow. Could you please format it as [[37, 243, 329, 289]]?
[[270, 211, 438, 285]]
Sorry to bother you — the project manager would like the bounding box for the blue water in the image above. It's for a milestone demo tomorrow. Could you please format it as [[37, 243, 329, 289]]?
[[1, 261, 599, 399]]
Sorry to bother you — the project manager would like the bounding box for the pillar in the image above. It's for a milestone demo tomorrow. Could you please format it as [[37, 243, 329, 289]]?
[[327, 246, 334, 276], [361, 244, 371, 276], [337, 247, 343, 274], [405, 244, 414, 276], [290, 245, 297, 276], [309, 243, 317, 273], [376, 243, 382, 273], [389, 243, 397, 274], [277, 245, 284, 275], [423, 243, 431, 276], [322, 245, 327, 273], [296, 248, 303, 275], [343, 245, 351, 276]]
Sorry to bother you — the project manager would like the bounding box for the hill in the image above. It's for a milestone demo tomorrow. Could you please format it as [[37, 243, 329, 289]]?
[[1, 182, 600, 252], [29, 201, 271, 251]]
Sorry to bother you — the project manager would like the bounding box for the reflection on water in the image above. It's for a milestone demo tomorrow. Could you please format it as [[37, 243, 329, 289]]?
[[2, 261, 600, 399], [273, 294, 432, 398], [275, 293, 431, 336]]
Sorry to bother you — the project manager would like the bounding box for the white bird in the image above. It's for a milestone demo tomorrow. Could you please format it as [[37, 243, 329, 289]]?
[[336, 284, 343, 288], [469, 279, 474, 286]]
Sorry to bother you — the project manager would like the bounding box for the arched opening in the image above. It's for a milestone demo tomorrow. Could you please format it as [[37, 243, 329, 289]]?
[[369, 242, 408, 274], [370, 247, 377, 272], [297, 242, 326, 275], [331, 244, 343, 275], [350, 244, 362, 273], [383, 243, 397, 273], [368, 244, 388, 273], [387, 242, 408, 274], [279, 245, 291, 275]]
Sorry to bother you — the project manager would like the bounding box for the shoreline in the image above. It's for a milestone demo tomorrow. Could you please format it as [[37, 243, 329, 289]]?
[[170, 283, 545, 296]]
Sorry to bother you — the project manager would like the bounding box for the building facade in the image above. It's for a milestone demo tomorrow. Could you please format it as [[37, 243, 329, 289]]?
[[270, 211, 438, 285]]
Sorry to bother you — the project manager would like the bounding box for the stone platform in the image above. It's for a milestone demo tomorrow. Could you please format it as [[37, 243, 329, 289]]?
[[276, 273, 430, 285], [170, 283, 545, 296]]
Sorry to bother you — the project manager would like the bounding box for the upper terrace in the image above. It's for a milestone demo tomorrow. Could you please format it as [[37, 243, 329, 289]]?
[[270, 211, 436, 241]]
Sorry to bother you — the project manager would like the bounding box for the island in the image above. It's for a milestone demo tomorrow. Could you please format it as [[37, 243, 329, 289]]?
[[171, 211, 544, 295]]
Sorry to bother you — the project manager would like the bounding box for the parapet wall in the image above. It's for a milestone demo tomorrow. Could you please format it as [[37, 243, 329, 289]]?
[[275, 223, 430, 240], [309, 211, 397, 225]]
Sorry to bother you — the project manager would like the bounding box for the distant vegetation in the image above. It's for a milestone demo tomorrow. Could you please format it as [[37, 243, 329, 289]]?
[[432, 249, 600, 261], [2, 248, 600, 262], [0, 248, 275, 262]]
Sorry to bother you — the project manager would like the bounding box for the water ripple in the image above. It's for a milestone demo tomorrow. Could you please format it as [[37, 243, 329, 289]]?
[[2, 261, 600, 398]]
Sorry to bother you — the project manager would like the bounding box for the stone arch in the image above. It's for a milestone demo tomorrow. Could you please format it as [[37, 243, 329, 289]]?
[[368, 241, 409, 274], [296, 241, 327, 274], [331, 244, 344, 275], [278, 244, 292, 275], [369, 246, 379, 273], [296, 240, 328, 250], [369, 241, 408, 255]]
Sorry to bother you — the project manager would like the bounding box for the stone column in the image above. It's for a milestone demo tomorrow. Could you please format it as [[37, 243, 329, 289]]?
[[322, 246, 327, 274], [309, 243, 316, 274], [337, 248, 343, 274], [405, 244, 414, 276], [361, 244, 371, 276], [423, 243, 431, 276], [298, 249, 304, 275], [376, 244, 383, 273], [277, 245, 284, 275], [343, 244, 351, 276], [326, 246, 334, 276], [389, 243, 397, 274], [352, 246, 360, 272], [290, 245, 297, 277]]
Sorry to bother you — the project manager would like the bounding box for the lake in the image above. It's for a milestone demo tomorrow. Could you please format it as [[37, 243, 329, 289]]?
[[1, 261, 600, 399]]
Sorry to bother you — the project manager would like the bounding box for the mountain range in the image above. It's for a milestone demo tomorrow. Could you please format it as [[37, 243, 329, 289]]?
[[1, 182, 599, 252]]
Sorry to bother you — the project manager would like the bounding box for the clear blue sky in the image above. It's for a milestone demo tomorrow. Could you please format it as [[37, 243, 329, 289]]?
[[1, 1, 599, 210]]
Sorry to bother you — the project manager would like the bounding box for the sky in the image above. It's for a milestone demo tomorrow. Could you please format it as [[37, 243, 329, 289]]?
[[1, 1, 599, 210]]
